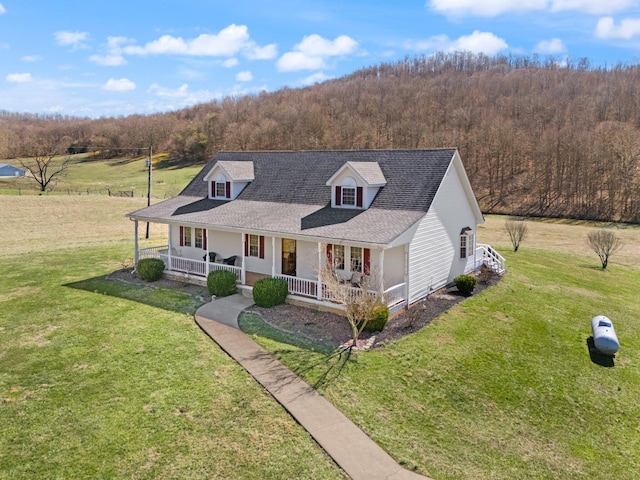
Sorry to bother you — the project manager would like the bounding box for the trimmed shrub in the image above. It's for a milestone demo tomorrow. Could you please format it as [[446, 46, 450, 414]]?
[[207, 270, 237, 297], [361, 304, 390, 333], [137, 258, 165, 282], [454, 274, 477, 296], [253, 278, 289, 308]]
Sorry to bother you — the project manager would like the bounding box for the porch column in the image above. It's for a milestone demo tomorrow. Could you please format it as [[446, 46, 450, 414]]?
[[271, 236, 276, 277], [205, 228, 210, 276], [133, 220, 139, 266], [167, 224, 172, 271], [404, 243, 410, 308], [241, 233, 246, 285], [379, 248, 385, 291], [316, 242, 322, 300]]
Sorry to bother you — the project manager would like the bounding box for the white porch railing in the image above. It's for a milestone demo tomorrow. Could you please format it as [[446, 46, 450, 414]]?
[[476, 244, 506, 274], [138, 245, 240, 279], [137, 245, 407, 307], [383, 283, 407, 308], [274, 274, 318, 297], [207, 262, 241, 279]]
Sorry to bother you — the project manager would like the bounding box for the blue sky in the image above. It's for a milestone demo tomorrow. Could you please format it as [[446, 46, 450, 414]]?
[[2, 0, 640, 118]]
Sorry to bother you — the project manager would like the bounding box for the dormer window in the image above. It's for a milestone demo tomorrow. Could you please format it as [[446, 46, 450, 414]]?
[[340, 177, 358, 206], [327, 161, 386, 210], [213, 174, 229, 199], [204, 161, 254, 200]]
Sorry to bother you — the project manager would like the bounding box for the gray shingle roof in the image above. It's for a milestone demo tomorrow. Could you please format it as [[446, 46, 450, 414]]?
[[215, 161, 254, 181], [346, 161, 387, 185], [128, 149, 456, 245]]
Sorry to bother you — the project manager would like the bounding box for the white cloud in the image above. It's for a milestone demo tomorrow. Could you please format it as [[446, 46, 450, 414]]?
[[236, 71, 253, 82], [148, 83, 216, 107], [21, 55, 42, 62], [453, 30, 509, 53], [122, 24, 273, 60], [54, 30, 89, 48], [90, 54, 126, 66], [405, 30, 508, 55], [103, 78, 136, 91], [533, 38, 567, 55], [149, 83, 190, 97], [0, 4, 6, 14], [6, 73, 32, 83], [550, 0, 637, 14], [277, 34, 358, 71], [222, 58, 239, 67], [300, 72, 331, 86], [278, 51, 326, 71], [244, 43, 278, 60], [429, 0, 545, 17], [90, 36, 132, 66], [429, 0, 635, 17], [533, 38, 567, 53], [595, 16, 640, 39]]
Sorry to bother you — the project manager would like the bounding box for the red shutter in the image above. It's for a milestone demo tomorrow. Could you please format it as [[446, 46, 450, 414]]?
[[363, 248, 370, 275], [179, 226, 184, 247], [226, 182, 231, 199], [203, 229, 207, 250], [259, 236, 265, 259], [210, 181, 214, 198], [356, 187, 363, 208], [326, 244, 333, 267], [335, 186, 342, 206], [244, 234, 249, 256]]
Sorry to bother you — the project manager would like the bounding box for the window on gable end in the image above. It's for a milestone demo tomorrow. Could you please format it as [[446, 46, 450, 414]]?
[[460, 227, 473, 259], [340, 176, 358, 207]]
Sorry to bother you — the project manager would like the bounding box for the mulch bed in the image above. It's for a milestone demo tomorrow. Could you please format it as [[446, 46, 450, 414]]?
[[107, 267, 500, 349]]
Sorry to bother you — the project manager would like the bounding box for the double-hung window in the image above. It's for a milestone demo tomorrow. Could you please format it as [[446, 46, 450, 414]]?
[[215, 182, 226, 197], [195, 228, 203, 249], [460, 232, 474, 259], [248, 234, 259, 257], [342, 187, 356, 206], [332, 245, 345, 270], [350, 247, 363, 272], [183, 226, 192, 247]]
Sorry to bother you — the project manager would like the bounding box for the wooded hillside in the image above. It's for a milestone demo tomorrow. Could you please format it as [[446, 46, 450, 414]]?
[[2, 52, 639, 222]]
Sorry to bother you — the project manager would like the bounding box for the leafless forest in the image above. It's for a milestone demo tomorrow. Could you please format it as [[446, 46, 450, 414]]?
[[2, 53, 639, 222]]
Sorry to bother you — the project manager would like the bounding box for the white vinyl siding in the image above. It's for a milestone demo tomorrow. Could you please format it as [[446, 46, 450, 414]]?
[[407, 163, 478, 304]]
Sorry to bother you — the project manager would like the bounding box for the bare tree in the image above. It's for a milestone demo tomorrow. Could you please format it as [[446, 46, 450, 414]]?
[[19, 134, 72, 192], [587, 230, 622, 269], [505, 219, 529, 252], [320, 256, 385, 349]]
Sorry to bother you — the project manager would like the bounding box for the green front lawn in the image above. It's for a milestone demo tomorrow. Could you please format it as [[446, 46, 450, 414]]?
[[255, 248, 640, 479], [0, 241, 342, 479]]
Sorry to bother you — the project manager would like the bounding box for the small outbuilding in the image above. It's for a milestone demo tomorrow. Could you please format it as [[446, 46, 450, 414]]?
[[0, 163, 26, 177]]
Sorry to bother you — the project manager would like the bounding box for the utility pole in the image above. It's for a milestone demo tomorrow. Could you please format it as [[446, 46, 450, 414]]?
[[145, 146, 152, 239]]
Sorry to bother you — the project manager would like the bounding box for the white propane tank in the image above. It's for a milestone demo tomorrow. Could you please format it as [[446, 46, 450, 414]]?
[[591, 315, 619, 356]]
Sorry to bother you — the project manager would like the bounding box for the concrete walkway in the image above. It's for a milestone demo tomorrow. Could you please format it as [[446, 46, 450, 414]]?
[[195, 295, 431, 480]]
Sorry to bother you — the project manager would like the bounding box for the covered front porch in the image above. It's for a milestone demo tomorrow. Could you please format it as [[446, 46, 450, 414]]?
[[133, 220, 409, 310]]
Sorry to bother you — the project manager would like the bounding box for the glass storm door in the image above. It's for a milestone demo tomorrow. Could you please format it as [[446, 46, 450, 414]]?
[[281, 239, 296, 276]]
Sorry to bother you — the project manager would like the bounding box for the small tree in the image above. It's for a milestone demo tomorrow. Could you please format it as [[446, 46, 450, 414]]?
[[320, 263, 385, 349], [505, 219, 528, 252], [587, 230, 622, 269], [19, 134, 72, 192]]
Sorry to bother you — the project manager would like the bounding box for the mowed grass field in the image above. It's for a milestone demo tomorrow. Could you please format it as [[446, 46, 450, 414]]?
[[1, 190, 639, 479], [0, 195, 343, 479], [0, 154, 203, 199]]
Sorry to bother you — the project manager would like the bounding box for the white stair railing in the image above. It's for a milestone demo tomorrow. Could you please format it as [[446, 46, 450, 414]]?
[[476, 244, 506, 274]]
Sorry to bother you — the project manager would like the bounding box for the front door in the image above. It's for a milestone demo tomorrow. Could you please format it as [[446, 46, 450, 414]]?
[[281, 239, 296, 276]]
